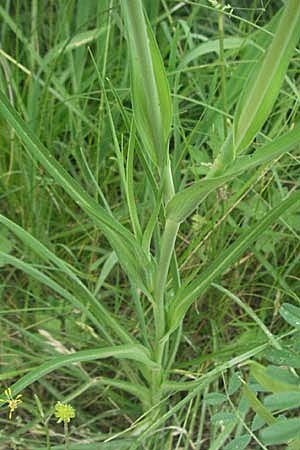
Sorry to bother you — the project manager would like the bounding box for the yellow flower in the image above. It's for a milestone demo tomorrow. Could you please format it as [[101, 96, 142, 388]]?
[[0, 388, 23, 420], [54, 401, 75, 423]]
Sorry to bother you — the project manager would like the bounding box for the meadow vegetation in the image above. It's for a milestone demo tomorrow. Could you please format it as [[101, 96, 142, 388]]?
[[0, 0, 300, 448]]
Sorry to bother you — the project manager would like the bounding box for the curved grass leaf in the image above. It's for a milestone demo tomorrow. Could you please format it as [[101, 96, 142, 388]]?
[[166, 126, 300, 223], [0, 252, 114, 339], [44, 29, 103, 65], [234, 0, 300, 153], [1, 345, 157, 398], [0, 215, 134, 345], [0, 89, 151, 295], [168, 193, 300, 331], [178, 37, 251, 70], [166, 174, 231, 223]]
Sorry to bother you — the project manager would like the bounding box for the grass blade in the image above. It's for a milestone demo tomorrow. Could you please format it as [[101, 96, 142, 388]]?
[[121, 0, 172, 167], [234, 0, 300, 153], [0, 214, 134, 345], [168, 193, 300, 332], [0, 89, 151, 294], [167, 126, 300, 223], [0, 252, 113, 340], [0, 345, 157, 398]]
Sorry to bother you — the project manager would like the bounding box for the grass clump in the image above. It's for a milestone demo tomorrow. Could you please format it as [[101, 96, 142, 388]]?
[[0, 0, 300, 448]]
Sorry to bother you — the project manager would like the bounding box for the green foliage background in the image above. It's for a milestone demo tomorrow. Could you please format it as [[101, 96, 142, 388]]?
[[0, 1, 300, 449]]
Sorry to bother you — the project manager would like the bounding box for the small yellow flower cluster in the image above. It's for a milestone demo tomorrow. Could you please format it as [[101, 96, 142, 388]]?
[[0, 388, 23, 420], [0, 387, 76, 428], [54, 401, 76, 424]]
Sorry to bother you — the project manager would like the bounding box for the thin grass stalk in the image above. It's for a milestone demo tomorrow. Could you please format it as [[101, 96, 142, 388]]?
[[218, 2, 228, 138]]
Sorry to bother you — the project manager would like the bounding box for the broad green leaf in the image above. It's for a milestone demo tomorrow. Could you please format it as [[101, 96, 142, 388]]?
[[261, 418, 300, 445], [0, 345, 157, 398], [228, 372, 242, 395], [168, 193, 300, 331], [250, 362, 300, 393], [252, 414, 265, 432], [0, 89, 151, 295], [264, 348, 300, 368], [228, 126, 300, 174], [121, 0, 172, 167], [189, 10, 281, 171], [204, 392, 226, 405], [242, 383, 275, 425], [280, 303, 300, 328], [211, 412, 236, 425], [234, 0, 300, 153], [223, 434, 251, 450], [265, 391, 300, 411]]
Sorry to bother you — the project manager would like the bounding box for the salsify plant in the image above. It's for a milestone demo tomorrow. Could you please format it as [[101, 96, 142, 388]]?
[[0, 0, 300, 448]]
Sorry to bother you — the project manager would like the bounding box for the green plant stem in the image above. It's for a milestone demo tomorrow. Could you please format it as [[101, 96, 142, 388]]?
[[218, 4, 228, 138], [153, 159, 177, 358], [45, 423, 51, 449], [151, 160, 179, 406], [153, 217, 179, 358], [64, 421, 69, 450]]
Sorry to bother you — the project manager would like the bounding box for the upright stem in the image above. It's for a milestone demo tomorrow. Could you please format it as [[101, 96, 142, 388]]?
[[151, 159, 179, 406], [155, 159, 177, 348], [153, 217, 179, 359], [64, 421, 69, 450], [218, 2, 228, 138]]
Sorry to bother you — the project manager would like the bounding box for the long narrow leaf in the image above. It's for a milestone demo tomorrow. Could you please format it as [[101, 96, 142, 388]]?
[[168, 193, 300, 332], [0, 345, 157, 398], [0, 252, 112, 339], [0, 90, 151, 294], [166, 126, 300, 223], [121, 0, 172, 167], [234, 0, 300, 153], [0, 215, 134, 345]]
